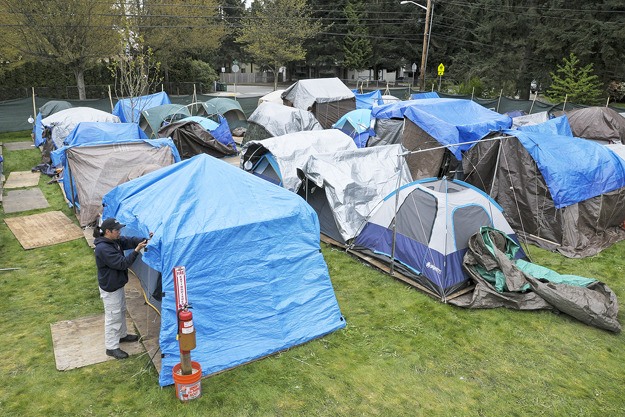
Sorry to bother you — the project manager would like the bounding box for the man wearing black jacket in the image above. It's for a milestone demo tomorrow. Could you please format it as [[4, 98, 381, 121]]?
[[93, 218, 151, 360]]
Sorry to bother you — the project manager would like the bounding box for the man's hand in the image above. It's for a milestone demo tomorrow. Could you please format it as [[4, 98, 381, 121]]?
[[135, 240, 148, 253]]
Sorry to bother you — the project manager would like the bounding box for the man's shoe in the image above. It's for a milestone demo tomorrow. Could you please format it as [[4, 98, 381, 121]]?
[[106, 348, 129, 360], [119, 334, 140, 343]]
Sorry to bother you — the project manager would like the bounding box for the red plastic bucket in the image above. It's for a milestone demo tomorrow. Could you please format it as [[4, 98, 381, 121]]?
[[172, 361, 202, 401]]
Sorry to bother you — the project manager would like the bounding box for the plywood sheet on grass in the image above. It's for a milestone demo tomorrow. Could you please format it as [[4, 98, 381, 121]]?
[[4, 171, 40, 189], [3, 141, 34, 151], [2, 188, 49, 213], [50, 314, 145, 371], [4, 210, 83, 249]]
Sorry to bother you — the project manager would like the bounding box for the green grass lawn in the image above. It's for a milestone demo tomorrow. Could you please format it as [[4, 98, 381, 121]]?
[[1, 131, 624, 416]]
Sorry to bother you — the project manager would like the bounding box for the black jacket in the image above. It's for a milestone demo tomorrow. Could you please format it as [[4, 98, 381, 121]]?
[[94, 236, 145, 292]]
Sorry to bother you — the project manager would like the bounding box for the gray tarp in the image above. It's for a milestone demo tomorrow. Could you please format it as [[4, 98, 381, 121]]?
[[463, 136, 625, 258], [67, 143, 175, 226], [566, 107, 625, 144], [242, 130, 357, 192], [298, 144, 413, 242], [244, 102, 322, 143], [511, 111, 549, 128], [42, 107, 120, 149], [282, 78, 355, 110], [282, 78, 356, 129], [451, 228, 621, 333]]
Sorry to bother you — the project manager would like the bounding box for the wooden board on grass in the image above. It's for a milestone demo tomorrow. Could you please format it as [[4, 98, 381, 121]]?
[[3, 141, 34, 151], [4, 171, 40, 189], [4, 210, 84, 249], [50, 314, 145, 371], [2, 188, 49, 213]]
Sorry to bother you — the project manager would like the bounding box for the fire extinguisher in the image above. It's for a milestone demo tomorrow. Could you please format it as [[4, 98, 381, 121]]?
[[177, 305, 196, 352]]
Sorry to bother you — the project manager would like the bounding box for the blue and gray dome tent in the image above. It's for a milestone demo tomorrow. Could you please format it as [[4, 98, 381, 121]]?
[[352, 177, 523, 300], [101, 154, 346, 386], [332, 109, 375, 148]]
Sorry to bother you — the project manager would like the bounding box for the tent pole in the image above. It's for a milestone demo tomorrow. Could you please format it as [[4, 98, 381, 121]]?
[[389, 153, 404, 275], [66, 156, 77, 215], [489, 139, 503, 198], [496, 89, 503, 113], [563, 94, 568, 112], [606, 96, 610, 107], [471, 87, 475, 101], [108, 85, 114, 113]]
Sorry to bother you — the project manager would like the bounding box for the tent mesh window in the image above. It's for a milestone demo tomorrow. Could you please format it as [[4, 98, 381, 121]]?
[[396, 188, 437, 244], [452, 205, 493, 250]]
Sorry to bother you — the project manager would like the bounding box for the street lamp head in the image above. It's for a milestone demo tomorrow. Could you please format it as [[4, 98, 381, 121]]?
[[400, 0, 427, 10]]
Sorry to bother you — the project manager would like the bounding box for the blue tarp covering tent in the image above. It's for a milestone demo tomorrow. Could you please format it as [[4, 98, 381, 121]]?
[[63, 122, 148, 147], [371, 99, 420, 119], [352, 90, 383, 109], [517, 115, 573, 137], [112, 91, 171, 123], [51, 135, 180, 225], [179, 115, 236, 150], [332, 109, 375, 148], [101, 154, 346, 386], [403, 98, 512, 160], [410, 92, 440, 100], [503, 130, 625, 208]]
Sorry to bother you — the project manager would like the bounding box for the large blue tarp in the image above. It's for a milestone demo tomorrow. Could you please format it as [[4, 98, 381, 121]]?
[[371, 99, 420, 119], [63, 122, 147, 147], [517, 115, 573, 137], [101, 154, 346, 386], [410, 92, 440, 100], [403, 98, 512, 159], [112, 92, 171, 123], [352, 90, 383, 110], [506, 130, 625, 208]]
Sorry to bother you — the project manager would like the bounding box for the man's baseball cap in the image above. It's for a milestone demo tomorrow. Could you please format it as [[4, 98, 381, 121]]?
[[101, 218, 125, 231]]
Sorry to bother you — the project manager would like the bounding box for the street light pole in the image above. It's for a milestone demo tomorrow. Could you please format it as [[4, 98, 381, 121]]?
[[401, 0, 433, 91]]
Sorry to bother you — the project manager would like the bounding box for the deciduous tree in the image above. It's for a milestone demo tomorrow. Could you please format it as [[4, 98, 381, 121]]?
[[237, 0, 321, 90], [0, 0, 119, 100]]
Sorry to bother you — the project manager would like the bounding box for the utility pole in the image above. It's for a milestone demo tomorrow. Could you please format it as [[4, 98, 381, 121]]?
[[419, 0, 432, 91]]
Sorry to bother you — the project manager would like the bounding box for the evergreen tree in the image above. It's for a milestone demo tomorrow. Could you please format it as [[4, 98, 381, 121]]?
[[342, 1, 372, 71], [546, 52, 603, 105]]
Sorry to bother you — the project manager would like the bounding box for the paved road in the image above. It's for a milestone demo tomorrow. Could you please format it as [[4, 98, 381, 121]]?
[[225, 84, 276, 96]]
